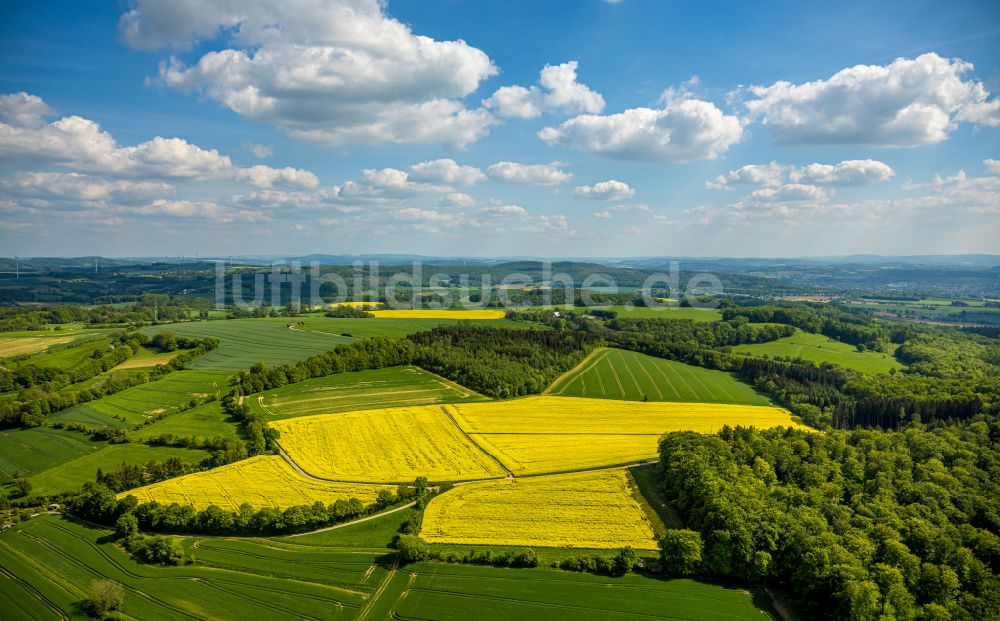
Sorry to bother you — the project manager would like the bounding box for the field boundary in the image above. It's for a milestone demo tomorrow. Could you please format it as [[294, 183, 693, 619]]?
[[275, 447, 403, 487], [543, 347, 607, 395], [438, 405, 514, 478]]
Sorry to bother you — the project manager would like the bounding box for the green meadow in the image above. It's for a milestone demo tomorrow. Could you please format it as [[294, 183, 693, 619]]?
[[547, 347, 770, 405], [249, 365, 486, 420], [51, 370, 231, 428], [25, 444, 212, 497], [0, 427, 101, 482], [734, 329, 904, 374]]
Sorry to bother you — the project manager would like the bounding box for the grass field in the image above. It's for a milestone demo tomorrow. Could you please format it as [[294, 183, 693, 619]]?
[[0, 514, 773, 620], [133, 401, 240, 441], [250, 366, 486, 420], [734, 329, 904, 374], [5, 335, 111, 371], [26, 444, 212, 497], [111, 346, 180, 370], [272, 406, 508, 483], [0, 335, 77, 358], [447, 397, 805, 475], [368, 309, 507, 319], [0, 427, 101, 482], [142, 318, 351, 371], [422, 470, 659, 550], [546, 347, 769, 404], [51, 370, 231, 427], [121, 456, 384, 510]]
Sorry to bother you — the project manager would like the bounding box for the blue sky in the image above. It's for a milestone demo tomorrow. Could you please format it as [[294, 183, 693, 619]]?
[[1, 0, 998, 257]]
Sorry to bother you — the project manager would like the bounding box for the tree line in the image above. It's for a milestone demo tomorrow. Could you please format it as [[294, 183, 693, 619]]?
[[70, 478, 422, 537], [0, 332, 219, 428]]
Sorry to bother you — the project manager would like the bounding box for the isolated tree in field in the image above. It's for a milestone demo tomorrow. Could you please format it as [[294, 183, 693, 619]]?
[[88, 579, 123, 616], [660, 529, 703, 576]]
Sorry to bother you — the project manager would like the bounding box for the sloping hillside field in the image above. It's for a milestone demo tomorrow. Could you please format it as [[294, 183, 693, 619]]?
[[142, 315, 513, 371], [252, 365, 485, 420], [0, 427, 100, 481], [422, 470, 660, 550], [547, 347, 770, 405], [122, 456, 384, 510], [734, 329, 904, 374], [50, 369, 230, 427], [275, 396, 804, 481], [272, 406, 508, 483]]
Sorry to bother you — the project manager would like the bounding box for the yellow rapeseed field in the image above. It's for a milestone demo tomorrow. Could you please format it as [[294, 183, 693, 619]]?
[[368, 309, 507, 320], [119, 456, 383, 510], [421, 470, 660, 550], [449, 396, 803, 434], [446, 397, 807, 474], [469, 433, 662, 474], [272, 406, 508, 483]]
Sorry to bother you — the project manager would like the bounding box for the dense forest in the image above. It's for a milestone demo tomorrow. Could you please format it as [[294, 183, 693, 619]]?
[[656, 422, 1000, 620], [408, 324, 596, 398]]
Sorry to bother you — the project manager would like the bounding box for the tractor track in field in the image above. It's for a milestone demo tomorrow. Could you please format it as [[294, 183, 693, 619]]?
[[275, 446, 401, 487], [543, 347, 606, 395]]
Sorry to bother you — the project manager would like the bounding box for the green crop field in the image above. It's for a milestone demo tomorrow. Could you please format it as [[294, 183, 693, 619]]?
[[547, 347, 770, 405], [734, 329, 904, 374], [5, 335, 111, 371], [133, 401, 241, 441], [50, 370, 231, 428], [141, 318, 351, 371], [142, 316, 524, 371], [0, 513, 773, 620], [0, 428, 102, 482], [25, 444, 212, 497], [249, 365, 486, 420]]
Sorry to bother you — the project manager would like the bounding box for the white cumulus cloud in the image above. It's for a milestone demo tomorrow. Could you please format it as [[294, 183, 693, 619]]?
[[122, 0, 499, 147], [0, 93, 318, 189], [482, 203, 528, 217], [484, 61, 604, 119], [487, 161, 572, 185], [573, 179, 635, 200], [749, 183, 829, 203], [743, 53, 1000, 146], [709, 159, 894, 189], [409, 159, 485, 186], [539, 96, 742, 161]]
